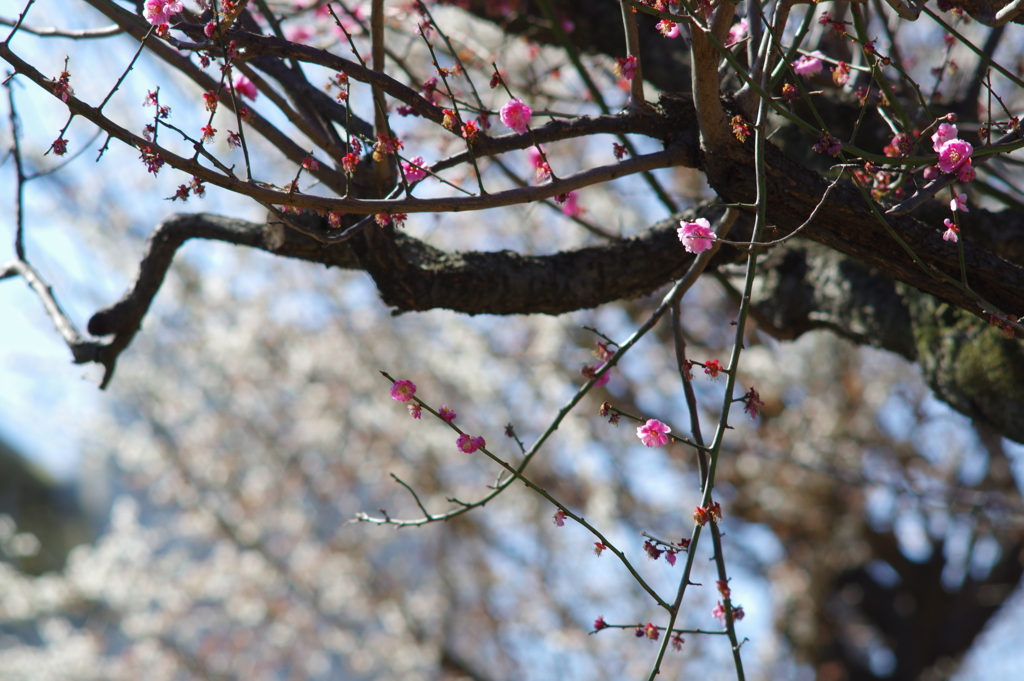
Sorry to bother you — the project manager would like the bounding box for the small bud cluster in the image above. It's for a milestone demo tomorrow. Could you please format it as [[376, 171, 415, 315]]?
[[51, 69, 74, 103], [643, 539, 679, 566], [614, 56, 637, 81], [812, 133, 843, 157], [372, 133, 404, 162], [170, 176, 207, 202], [598, 401, 620, 426], [742, 387, 765, 419], [730, 115, 750, 143], [388, 377, 485, 454], [693, 501, 723, 527]]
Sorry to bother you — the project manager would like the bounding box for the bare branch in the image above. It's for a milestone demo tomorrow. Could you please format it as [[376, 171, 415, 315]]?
[[0, 17, 122, 39], [0, 259, 105, 366]]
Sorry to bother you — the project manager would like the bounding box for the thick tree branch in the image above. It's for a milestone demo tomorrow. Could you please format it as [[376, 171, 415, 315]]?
[[701, 127, 1024, 327], [746, 240, 1024, 442]]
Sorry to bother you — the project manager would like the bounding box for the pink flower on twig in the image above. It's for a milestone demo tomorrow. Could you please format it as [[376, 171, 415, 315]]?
[[792, 52, 824, 76], [143, 0, 183, 26], [937, 138, 973, 173], [528, 146, 551, 182], [390, 380, 416, 402], [499, 98, 533, 134], [232, 75, 258, 101], [615, 55, 638, 80], [637, 419, 671, 447], [656, 20, 680, 38], [726, 18, 748, 47], [678, 218, 716, 254], [557, 191, 583, 218], [942, 218, 959, 242], [931, 122, 959, 152], [402, 156, 427, 183], [456, 434, 486, 453]]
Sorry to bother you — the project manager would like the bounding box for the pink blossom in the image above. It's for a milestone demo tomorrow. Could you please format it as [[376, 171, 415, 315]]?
[[643, 540, 663, 560], [743, 387, 765, 418], [615, 55, 638, 80], [665, 550, 677, 566], [528, 146, 551, 182], [792, 52, 824, 77], [957, 162, 976, 183], [832, 61, 851, 86], [677, 217, 716, 254], [943, 218, 959, 242], [402, 156, 427, 183], [931, 122, 958, 152], [421, 77, 440, 105], [52, 71, 73, 103], [439, 405, 457, 423], [390, 379, 416, 402], [712, 602, 727, 625], [656, 20, 680, 38], [726, 18, 748, 47], [407, 403, 422, 419], [812, 134, 843, 157], [937, 138, 973, 173], [233, 76, 258, 101], [143, 0, 183, 26], [637, 419, 671, 447], [457, 433, 485, 453], [593, 615, 607, 630], [552, 508, 567, 526], [200, 124, 216, 143], [373, 133, 404, 162], [461, 120, 480, 140], [884, 133, 911, 158], [302, 156, 319, 171], [923, 165, 941, 180], [950, 193, 968, 212], [581, 364, 611, 387], [558, 191, 583, 218], [139, 146, 164, 174], [203, 90, 218, 113], [499, 98, 533, 134]]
